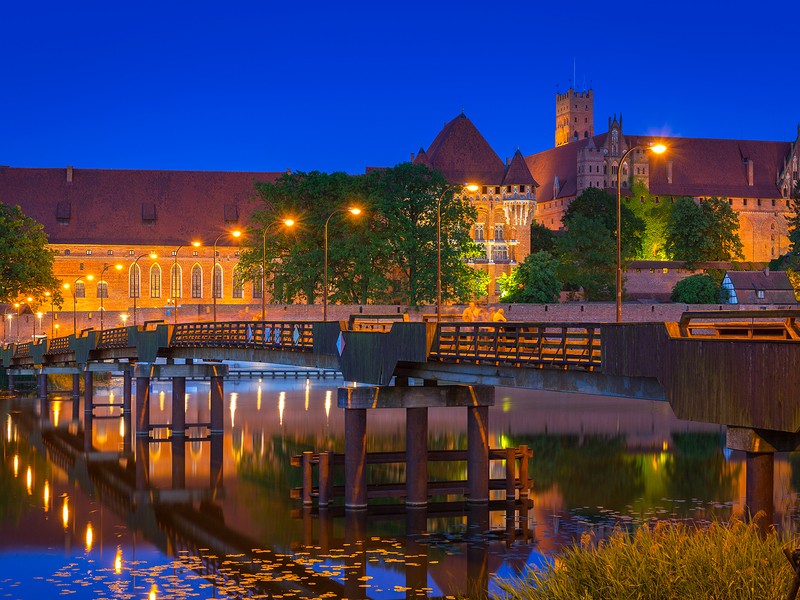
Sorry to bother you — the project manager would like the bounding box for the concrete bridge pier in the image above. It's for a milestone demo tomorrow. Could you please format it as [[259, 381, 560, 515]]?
[[133, 364, 152, 437], [727, 427, 800, 532], [36, 371, 47, 401], [172, 376, 186, 438], [338, 383, 494, 510], [71, 373, 80, 400], [122, 369, 132, 415], [7, 372, 14, 393]]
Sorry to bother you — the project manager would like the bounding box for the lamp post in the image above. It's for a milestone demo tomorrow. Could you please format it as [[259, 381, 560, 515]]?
[[261, 219, 295, 322], [36, 312, 43, 338], [44, 291, 55, 338], [13, 297, 34, 341], [437, 183, 479, 322], [132, 252, 157, 327], [65, 276, 93, 335], [615, 143, 667, 322], [6, 313, 12, 344], [171, 242, 200, 324], [212, 231, 241, 324], [99, 263, 122, 332], [13, 303, 20, 342], [324, 208, 362, 321]]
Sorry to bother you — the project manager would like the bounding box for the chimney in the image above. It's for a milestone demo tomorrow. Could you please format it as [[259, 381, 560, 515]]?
[[410, 153, 415, 162], [666, 160, 673, 184], [746, 159, 754, 186], [66, 165, 73, 183]]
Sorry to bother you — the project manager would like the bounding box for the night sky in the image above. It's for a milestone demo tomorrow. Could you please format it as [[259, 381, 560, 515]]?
[[2, 1, 799, 175]]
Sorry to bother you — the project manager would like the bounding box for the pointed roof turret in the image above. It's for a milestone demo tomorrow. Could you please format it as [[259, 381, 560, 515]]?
[[413, 147, 432, 167], [423, 113, 506, 184], [502, 149, 538, 186]]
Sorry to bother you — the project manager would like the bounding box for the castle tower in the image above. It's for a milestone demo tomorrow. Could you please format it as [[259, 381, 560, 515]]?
[[555, 88, 594, 147]]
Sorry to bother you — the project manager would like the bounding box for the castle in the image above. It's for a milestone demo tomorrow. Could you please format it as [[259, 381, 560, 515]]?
[[1, 89, 799, 322]]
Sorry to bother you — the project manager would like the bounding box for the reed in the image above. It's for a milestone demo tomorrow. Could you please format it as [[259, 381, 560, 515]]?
[[497, 517, 797, 600]]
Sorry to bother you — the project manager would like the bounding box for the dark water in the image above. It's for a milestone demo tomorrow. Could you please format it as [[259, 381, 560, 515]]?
[[1, 373, 798, 599]]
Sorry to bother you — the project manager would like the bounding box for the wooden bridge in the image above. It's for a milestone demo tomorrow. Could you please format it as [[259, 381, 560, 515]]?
[[4, 310, 800, 520]]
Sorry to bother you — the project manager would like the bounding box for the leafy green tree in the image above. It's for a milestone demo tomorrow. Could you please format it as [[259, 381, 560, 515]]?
[[626, 181, 674, 259], [367, 162, 483, 305], [0, 203, 62, 306], [498, 251, 561, 303], [529, 222, 558, 255], [670, 274, 721, 304], [787, 182, 800, 254], [664, 197, 744, 265], [556, 188, 645, 301]]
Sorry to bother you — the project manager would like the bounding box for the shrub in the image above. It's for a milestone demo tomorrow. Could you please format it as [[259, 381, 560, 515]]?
[[670, 274, 720, 304]]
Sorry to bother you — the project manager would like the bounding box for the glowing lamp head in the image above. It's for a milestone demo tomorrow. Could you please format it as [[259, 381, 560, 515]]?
[[63, 283, 70, 290], [26, 297, 33, 302], [465, 183, 479, 192], [650, 143, 667, 154], [114, 264, 123, 270], [348, 208, 362, 216], [149, 252, 157, 259], [86, 275, 94, 281], [231, 230, 242, 238], [191, 241, 201, 247], [283, 219, 295, 227]]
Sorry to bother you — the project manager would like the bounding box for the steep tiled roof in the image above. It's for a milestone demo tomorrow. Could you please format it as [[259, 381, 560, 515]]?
[[502, 149, 538, 186], [424, 114, 506, 184], [524, 136, 606, 203], [412, 147, 432, 168], [726, 270, 794, 291], [638, 136, 791, 199], [0, 166, 282, 246]]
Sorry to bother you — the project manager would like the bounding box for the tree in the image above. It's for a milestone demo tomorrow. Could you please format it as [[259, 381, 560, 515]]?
[[529, 222, 558, 255], [555, 188, 645, 301], [497, 251, 561, 303], [670, 274, 721, 304], [0, 203, 62, 306], [787, 182, 800, 255], [367, 163, 484, 305], [626, 181, 674, 260], [664, 197, 744, 265]]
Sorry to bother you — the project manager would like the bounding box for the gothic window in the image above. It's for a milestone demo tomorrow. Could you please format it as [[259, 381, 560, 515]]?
[[492, 245, 508, 262], [191, 264, 203, 299], [150, 264, 161, 298], [611, 129, 619, 156], [97, 281, 108, 299], [171, 264, 182, 299], [253, 268, 263, 299], [474, 224, 485, 241], [213, 265, 223, 299], [612, 165, 619, 175], [232, 268, 244, 299], [75, 281, 86, 299], [604, 165, 608, 175], [494, 224, 504, 241], [129, 264, 140, 298]]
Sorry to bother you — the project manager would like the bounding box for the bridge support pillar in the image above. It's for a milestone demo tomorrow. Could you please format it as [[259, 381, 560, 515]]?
[[7, 372, 14, 393], [134, 365, 151, 437], [122, 369, 132, 414], [172, 437, 186, 489], [172, 376, 186, 437], [36, 372, 47, 401], [345, 408, 368, 510], [210, 375, 224, 435], [467, 405, 490, 503], [136, 436, 150, 490], [71, 373, 80, 400], [406, 407, 428, 506]]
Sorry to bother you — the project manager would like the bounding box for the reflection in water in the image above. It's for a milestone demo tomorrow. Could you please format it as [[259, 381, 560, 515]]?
[[1, 377, 797, 598]]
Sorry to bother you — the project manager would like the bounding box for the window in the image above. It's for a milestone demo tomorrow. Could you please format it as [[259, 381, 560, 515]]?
[[86, 249, 92, 255], [772, 199, 776, 207], [232, 269, 244, 299], [494, 224, 504, 241], [494, 186, 500, 194], [75, 281, 86, 299], [474, 224, 485, 241], [65, 249, 71, 255], [97, 281, 108, 299], [170, 264, 182, 299], [492, 245, 508, 262], [756, 290, 765, 299], [107, 250, 113, 256], [129, 264, 141, 298], [193, 250, 199, 256], [506, 186, 512, 193], [128, 250, 135, 256], [212, 264, 223, 298], [191, 264, 203, 298], [743, 199, 748, 206], [150, 264, 161, 298], [253, 271, 263, 299], [757, 199, 762, 207]]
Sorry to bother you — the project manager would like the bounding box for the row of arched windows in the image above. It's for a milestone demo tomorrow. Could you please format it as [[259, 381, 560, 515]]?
[[122, 263, 259, 300]]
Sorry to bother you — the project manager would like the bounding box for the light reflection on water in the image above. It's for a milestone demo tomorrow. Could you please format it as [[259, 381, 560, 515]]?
[[2, 375, 800, 598]]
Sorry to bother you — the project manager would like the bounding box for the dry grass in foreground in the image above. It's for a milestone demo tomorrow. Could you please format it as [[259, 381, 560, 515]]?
[[496, 518, 798, 600]]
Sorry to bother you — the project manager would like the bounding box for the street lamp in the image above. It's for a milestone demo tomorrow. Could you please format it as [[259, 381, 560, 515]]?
[[13, 297, 34, 342], [132, 253, 157, 326], [615, 143, 667, 322], [99, 263, 123, 332], [65, 276, 93, 335], [324, 208, 362, 321], [172, 241, 201, 324], [437, 183, 479, 322], [44, 291, 56, 338], [36, 312, 43, 338], [212, 230, 241, 323], [261, 219, 295, 322]]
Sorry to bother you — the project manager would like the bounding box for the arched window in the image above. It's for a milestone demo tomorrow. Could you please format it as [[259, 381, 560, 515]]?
[[129, 264, 141, 298], [191, 264, 203, 299], [150, 264, 162, 298], [75, 281, 86, 299], [253, 268, 263, 299], [97, 281, 108, 299], [212, 264, 223, 299], [232, 268, 245, 299], [170, 264, 182, 299]]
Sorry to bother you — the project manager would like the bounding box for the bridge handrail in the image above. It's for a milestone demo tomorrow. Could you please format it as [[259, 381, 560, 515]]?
[[13, 342, 32, 358], [44, 335, 72, 355], [429, 321, 602, 368], [170, 321, 314, 351], [677, 309, 800, 338], [96, 326, 130, 349]]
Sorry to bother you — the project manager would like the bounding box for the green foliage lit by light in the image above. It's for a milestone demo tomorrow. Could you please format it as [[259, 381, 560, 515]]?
[[625, 181, 673, 260], [664, 197, 744, 265], [670, 273, 721, 304], [498, 251, 561, 303]]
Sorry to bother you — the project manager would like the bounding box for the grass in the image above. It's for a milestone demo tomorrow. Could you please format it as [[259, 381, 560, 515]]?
[[496, 517, 798, 600]]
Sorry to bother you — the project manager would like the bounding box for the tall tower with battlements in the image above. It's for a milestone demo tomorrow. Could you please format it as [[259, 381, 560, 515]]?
[[555, 88, 594, 147]]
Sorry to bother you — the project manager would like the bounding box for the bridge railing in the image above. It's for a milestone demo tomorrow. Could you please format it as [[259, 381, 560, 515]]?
[[170, 321, 314, 351], [429, 322, 602, 368], [13, 342, 32, 359], [45, 335, 72, 355], [96, 326, 130, 349], [676, 309, 800, 339]]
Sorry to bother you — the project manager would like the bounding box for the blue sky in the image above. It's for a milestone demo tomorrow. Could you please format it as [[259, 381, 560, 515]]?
[[2, 1, 799, 174]]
